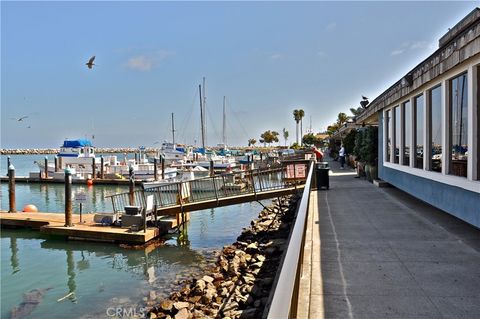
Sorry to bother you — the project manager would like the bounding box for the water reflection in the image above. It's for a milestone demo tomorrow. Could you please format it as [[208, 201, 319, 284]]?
[[1, 228, 214, 319], [10, 237, 20, 274]]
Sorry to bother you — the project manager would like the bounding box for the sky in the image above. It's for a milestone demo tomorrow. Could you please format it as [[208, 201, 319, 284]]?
[[1, 1, 477, 148]]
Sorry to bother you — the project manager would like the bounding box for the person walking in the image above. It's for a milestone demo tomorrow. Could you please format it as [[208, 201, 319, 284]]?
[[339, 144, 346, 169]]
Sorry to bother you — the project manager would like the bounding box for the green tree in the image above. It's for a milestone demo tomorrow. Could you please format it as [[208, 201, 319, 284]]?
[[343, 129, 357, 155], [282, 128, 289, 146], [260, 130, 280, 147], [302, 133, 320, 147], [336, 112, 349, 127], [248, 138, 257, 147], [349, 107, 364, 117], [326, 124, 340, 136]]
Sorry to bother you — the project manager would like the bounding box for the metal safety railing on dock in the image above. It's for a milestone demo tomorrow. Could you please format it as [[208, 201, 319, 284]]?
[[265, 161, 314, 319], [106, 162, 310, 215]]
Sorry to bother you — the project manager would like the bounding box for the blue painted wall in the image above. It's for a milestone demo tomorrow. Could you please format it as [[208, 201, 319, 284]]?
[[378, 112, 480, 228]]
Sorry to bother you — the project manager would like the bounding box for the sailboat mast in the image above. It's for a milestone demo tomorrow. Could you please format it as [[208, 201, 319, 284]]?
[[223, 96, 226, 146], [171, 113, 175, 145], [202, 77, 207, 147], [199, 84, 205, 150]]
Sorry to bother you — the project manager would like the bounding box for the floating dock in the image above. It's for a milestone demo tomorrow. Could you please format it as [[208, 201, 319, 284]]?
[[0, 211, 182, 244], [0, 176, 136, 185]]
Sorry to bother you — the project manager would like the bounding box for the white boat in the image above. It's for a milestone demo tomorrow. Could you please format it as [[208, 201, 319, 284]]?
[[35, 139, 177, 180], [142, 166, 221, 191]]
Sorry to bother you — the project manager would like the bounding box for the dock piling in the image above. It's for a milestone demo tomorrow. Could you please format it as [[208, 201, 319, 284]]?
[[7, 156, 11, 176], [209, 160, 214, 177], [65, 168, 73, 226], [161, 156, 165, 180], [92, 157, 96, 179], [54, 156, 59, 172], [44, 156, 48, 179], [129, 165, 135, 205], [8, 164, 16, 213], [100, 156, 104, 179], [154, 157, 158, 181]]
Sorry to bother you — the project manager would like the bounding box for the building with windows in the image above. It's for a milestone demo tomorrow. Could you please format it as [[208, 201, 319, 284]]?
[[356, 8, 480, 227]]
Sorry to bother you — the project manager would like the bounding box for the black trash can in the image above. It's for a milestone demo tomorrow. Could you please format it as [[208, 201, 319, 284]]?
[[316, 162, 329, 190], [124, 206, 142, 216]]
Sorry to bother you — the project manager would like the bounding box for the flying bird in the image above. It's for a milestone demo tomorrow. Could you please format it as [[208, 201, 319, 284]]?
[[10, 116, 28, 122], [362, 95, 369, 100], [86, 56, 96, 69]]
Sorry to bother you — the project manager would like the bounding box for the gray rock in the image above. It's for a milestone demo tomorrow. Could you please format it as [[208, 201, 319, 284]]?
[[160, 299, 174, 311], [174, 308, 190, 319], [203, 288, 217, 303], [173, 301, 190, 310], [255, 255, 266, 262], [195, 279, 206, 292], [222, 301, 239, 312], [149, 290, 157, 301], [201, 275, 213, 283], [250, 261, 263, 269]]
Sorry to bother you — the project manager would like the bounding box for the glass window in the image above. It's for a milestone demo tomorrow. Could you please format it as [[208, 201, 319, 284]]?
[[394, 106, 400, 164], [450, 73, 468, 177], [386, 110, 391, 162], [414, 95, 424, 169], [430, 86, 442, 172], [403, 101, 411, 166]]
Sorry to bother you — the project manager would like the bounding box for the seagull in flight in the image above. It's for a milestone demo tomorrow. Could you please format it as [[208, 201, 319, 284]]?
[[10, 116, 28, 122], [362, 95, 369, 100], [86, 56, 96, 69]]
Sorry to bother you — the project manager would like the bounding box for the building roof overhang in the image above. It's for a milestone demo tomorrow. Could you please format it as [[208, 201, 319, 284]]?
[[356, 7, 480, 125]]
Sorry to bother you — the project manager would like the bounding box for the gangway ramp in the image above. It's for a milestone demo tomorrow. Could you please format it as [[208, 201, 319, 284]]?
[[107, 161, 311, 218]]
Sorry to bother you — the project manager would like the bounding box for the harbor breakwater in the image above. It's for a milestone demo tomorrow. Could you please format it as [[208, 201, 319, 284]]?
[[0, 148, 158, 155], [146, 195, 298, 319]]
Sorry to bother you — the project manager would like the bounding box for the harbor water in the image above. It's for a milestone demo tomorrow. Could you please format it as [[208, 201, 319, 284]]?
[[0, 155, 269, 318]]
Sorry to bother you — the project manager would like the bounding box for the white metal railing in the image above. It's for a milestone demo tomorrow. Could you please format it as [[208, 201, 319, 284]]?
[[265, 161, 314, 319]]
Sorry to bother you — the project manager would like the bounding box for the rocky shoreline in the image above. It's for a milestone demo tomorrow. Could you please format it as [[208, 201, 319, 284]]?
[[147, 195, 299, 319]]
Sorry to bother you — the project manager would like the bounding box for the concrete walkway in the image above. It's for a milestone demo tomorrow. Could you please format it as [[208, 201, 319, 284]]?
[[298, 159, 480, 319]]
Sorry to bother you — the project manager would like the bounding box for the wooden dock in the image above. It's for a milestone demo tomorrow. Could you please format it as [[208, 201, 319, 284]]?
[[0, 211, 174, 244], [0, 176, 134, 185]]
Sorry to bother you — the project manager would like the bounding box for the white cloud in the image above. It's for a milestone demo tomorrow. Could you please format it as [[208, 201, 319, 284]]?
[[126, 50, 173, 71], [409, 41, 429, 50], [270, 53, 282, 60], [391, 49, 405, 56], [325, 22, 337, 31], [391, 40, 432, 56], [317, 51, 327, 58]]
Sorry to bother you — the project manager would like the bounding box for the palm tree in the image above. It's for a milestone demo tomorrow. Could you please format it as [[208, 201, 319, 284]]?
[[293, 110, 301, 144], [282, 128, 289, 147], [248, 138, 257, 147], [336, 112, 349, 127], [298, 109, 305, 145]]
